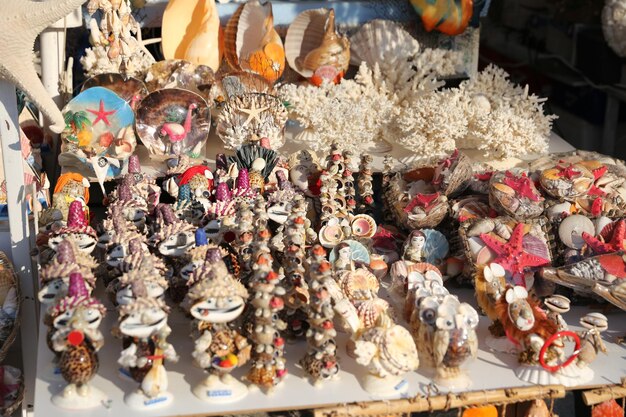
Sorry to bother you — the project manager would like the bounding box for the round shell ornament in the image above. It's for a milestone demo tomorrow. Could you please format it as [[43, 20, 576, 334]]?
[[135, 88, 210, 159], [82, 74, 148, 104], [60, 86, 135, 169], [350, 19, 420, 67], [144, 60, 216, 100], [216, 93, 287, 150], [285, 8, 350, 84], [351, 214, 377, 239], [558, 215, 595, 249], [224, 0, 285, 83], [161, 0, 223, 72], [540, 163, 595, 200]]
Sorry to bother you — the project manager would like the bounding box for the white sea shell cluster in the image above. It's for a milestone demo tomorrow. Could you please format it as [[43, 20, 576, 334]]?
[[603, 0, 626, 57]]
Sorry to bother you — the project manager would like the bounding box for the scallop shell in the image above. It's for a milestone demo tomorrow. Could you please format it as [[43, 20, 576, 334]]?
[[522, 235, 551, 262], [559, 215, 595, 249], [161, 0, 223, 72], [355, 298, 389, 329], [379, 324, 419, 374], [340, 268, 379, 300], [224, 0, 285, 83], [319, 223, 345, 248], [350, 20, 420, 67], [351, 214, 377, 238], [285, 8, 350, 80]]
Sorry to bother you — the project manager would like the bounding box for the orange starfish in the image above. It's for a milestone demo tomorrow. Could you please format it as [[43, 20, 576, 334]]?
[[480, 223, 550, 276]]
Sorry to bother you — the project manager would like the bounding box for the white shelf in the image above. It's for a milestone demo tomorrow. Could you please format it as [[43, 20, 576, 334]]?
[[34, 287, 626, 417]]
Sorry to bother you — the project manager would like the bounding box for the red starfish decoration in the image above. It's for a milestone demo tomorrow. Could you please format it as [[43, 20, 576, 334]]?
[[555, 164, 581, 180], [404, 192, 440, 214], [503, 172, 541, 202], [582, 219, 626, 254], [474, 171, 493, 181], [87, 99, 116, 126], [480, 223, 550, 276], [588, 185, 606, 196], [592, 165, 608, 181]]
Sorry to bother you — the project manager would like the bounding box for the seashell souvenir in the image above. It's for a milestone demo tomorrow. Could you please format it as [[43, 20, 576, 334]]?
[[47, 201, 98, 255], [217, 93, 287, 151], [432, 150, 472, 197], [285, 8, 350, 85], [368, 254, 388, 280], [582, 218, 626, 256], [410, 0, 473, 36], [161, 0, 222, 72], [338, 268, 380, 301], [541, 252, 626, 311], [558, 214, 595, 250], [489, 170, 544, 220], [49, 273, 107, 409], [329, 240, 371, 269], [351, 214, 377, 239], [135, 89, 210, 159], [460, 217, 552, 284], [474, 263, 509, 347], [414, 295, 478, 389], [59, 87, 135, 180], [117, 295, 178, 409], [540, 163, 595, 200], [353, 324, 419, 398], [354, 298, 389, 329], [391, 181, 450, 230], [144, 60, 217, 100], [224, 0, 285, 83], [184, 249, 251, 403], [82, 73, 148, 105], [0, 365, 22, 414], [451, 195, 494, 223], [350, 20, 420, 67], [214, 71, 275, 103]]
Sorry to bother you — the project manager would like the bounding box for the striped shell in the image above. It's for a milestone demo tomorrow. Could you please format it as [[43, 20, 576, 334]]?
[[355, 298, 389, 329], [340, 268, 379, 301]]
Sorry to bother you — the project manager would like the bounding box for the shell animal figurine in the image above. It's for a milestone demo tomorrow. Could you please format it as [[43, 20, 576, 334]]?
[[539, 163, 595, 201], [184, 249, 252, 403], [117, 293, 178, 409], [353, 323, 419, 398], [135, 89, 211, 159], [541, 252, 626, 311], [46, 201, 98, 257], [224, 0, 285, 83], [285, 8, 350, 85], [573, 312, 608, 382], [39, 172, 90, 232], [414, 295, 479, 389], [49, 273, 107, 409], [216, 93, 288, 151], [410, 0, 474, 36], [489, 170, 545, 220], [161, 0, 223, 72]]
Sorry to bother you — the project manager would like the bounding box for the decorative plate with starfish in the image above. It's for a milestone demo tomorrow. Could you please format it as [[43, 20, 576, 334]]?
[[61, 87, 136, 161], [460, 217, 553, 286], [135, 88, 211, 159], [216, 93, 288, 151], [489, 170, 545, 220]]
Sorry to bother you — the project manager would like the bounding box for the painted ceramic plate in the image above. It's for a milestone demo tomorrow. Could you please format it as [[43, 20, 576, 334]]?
[[135, 88, 211, 159], [82, 73, 148, 104], [61, 86, 136, 160]]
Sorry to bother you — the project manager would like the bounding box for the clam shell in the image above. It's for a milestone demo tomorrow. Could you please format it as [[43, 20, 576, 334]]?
[[319, 224, 344, 248], [522, 235, 551, 262], [355, 298, 388, 329], [340, 268, 379, 300], [476, 246, 497, 265], [467, 218, 495, 237], [351, 214, 377, 238], [285, 8, 349, 79], [349, 19, 420, 67], [559, 215, 595, 249]]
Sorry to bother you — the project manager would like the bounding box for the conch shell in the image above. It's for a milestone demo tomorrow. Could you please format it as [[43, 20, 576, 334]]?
[[285, 8, 350, 85], [161, 0, 223, 72], [224, 0, 285, 83]]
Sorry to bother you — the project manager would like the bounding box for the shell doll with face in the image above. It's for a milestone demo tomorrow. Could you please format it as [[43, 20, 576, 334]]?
[[39, 172, 90, 232], [49, 273, 106, 409], [43, 201, 98, 264], [116, 289, 178, 410], [183, 249, 252, 403]]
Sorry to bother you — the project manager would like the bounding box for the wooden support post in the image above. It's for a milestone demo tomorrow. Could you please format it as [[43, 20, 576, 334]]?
[[313, 385, 566, 417], [582, 378, 626, 406]]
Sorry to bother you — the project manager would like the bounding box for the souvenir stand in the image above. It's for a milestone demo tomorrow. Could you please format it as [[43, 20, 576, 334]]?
[[0, 0, 625, 417]]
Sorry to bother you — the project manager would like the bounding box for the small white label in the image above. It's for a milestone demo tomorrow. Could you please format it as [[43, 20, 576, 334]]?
[[144, 396, 167, 406], [394, 379, 407, 391], [207, 389, 232, 397]]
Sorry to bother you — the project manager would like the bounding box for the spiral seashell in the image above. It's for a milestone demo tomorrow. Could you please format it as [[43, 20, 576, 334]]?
[[285, 8, 350, 82]]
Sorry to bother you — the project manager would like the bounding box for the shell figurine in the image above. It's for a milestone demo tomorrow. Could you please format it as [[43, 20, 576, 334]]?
[[353, 323, 419, 398], [285, 8, 350, 85], [224, 0, 285, 83]]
